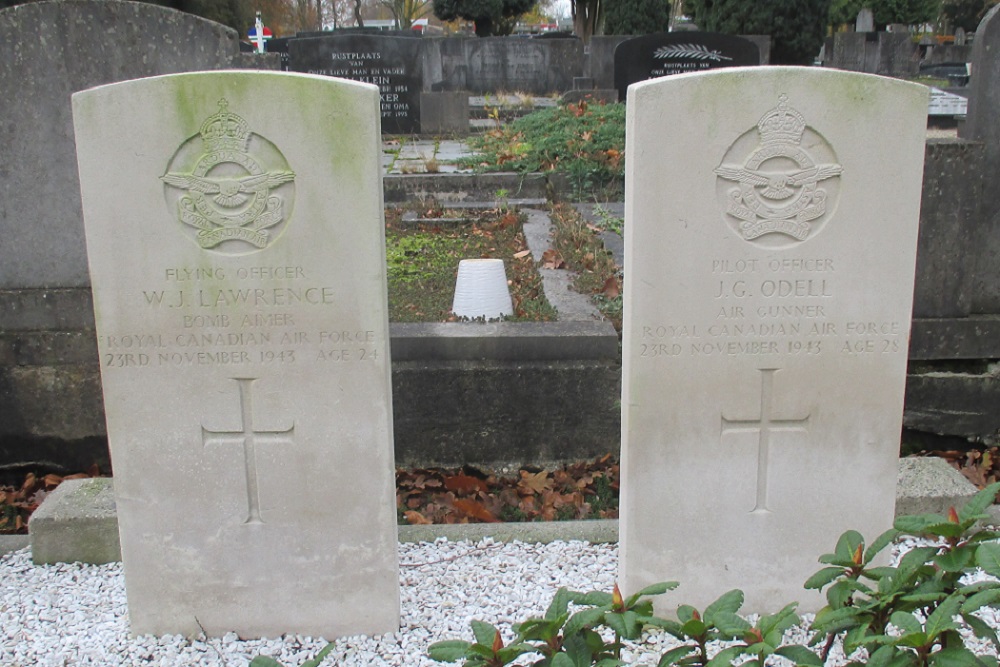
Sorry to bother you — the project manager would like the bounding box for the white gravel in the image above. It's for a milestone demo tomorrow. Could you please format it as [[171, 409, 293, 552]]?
[[2, 537, 999, 667]]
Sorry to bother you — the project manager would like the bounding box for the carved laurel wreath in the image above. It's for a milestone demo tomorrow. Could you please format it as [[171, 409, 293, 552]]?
[[653, 44, 733, 61]]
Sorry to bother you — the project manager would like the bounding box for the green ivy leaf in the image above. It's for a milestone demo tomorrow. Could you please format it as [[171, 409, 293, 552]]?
[[895, 514, 947, 535], [810, 605, 866, 634], [677, 605, 698, 623], [564, 607, 607, 638], [626, 581, 679, 606], [890, 611, 923, 635], [427, 640, 474, 662], [865, 528, 901, 564], [547, 588, 574, 619], [712, 611, 751, 638], [570, 590, 614, 607], [603, 611, 629, 638], [680, 618, 708, 638], [928, 645, 982, 667], [705, 645, 743, 667], [804, 567, 844, 590], [551, 652, 578, 667], [704, 590, 745, 622], [843, 623, 872, 654], [934, 546, 974, 572], [249, 658, 285, 667], [300, 643, 336, 667], [834, 530, 865, 562], [976, 543, 1000, 579], [925, 594, 963, 641], [496, 643, 537, 663], [961, 612, 1000, 652], [958, 482, 1000, 523], [471, 620, 499, 647], [645, 616, 685, 639], [962, 588, 1000, 613], [923, 522, 966, 539], [866, 644, 899, 667], [775, 645, 823, 666], [658, 646, 698, 667], [967, 530, 1000, 544], [827, 580, 858, 609]]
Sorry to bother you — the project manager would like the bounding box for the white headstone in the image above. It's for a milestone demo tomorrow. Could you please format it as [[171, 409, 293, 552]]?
[[856, 7, 875, 32], [620, 67, 927, 613], [72, 71, 399, 637]]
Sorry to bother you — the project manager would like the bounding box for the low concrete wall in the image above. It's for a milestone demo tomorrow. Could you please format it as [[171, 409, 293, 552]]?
[[1, 315, 620, 474]]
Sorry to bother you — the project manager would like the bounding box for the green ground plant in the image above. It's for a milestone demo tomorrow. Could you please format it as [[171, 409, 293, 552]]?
[[384, 207, 556, 323], [429, 482, 1000, 667], [465, 101, 626, 198]]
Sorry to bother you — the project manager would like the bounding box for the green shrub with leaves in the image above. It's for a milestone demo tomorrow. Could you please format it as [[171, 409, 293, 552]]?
[[429, 482, 1000, 667], [430, 582, 677, 666], [807, 481, 1000, 667], [465, 102, 626, 198]]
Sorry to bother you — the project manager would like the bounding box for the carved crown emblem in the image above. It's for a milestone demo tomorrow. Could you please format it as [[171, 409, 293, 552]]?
[[756, 94, 806, 147], [199, 99, 251, 152]]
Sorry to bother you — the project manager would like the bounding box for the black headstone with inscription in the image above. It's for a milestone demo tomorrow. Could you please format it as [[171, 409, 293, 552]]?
[[289, 34, 422, 133], [613, 32, 759, 101]]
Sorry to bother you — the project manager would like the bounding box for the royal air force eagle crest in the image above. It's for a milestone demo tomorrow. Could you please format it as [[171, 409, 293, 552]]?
[[715, 94, 842, 247], [161, 99, 295, 253]]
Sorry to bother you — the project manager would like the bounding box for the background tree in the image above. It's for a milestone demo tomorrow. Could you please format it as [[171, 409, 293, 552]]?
[[603, 0, 670, 34], [433, 0, 537, 35], [686, 0, 832, 64], [941, 0, 997, 29], [870, 0, 940, 25], [570, 0, 601, 41], [828, 0, 866, 25], [381, 0, 431, 28]]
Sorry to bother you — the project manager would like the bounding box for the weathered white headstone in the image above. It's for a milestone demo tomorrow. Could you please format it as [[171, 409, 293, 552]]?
[[620, 67, 927, 613], [856, 7, 875, 32], [72, 71, 399, 637]]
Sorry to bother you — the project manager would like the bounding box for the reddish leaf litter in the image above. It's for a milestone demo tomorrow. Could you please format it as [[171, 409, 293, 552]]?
[[397, 454, 619, 525], [0, 465, 103, 534], [925, 447, 1000, 489], [0, 456, 619, 534]]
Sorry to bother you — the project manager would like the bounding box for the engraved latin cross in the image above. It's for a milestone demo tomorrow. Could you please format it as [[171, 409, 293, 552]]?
[[201, 377, 294, 525], [721, 368, 810, 514]]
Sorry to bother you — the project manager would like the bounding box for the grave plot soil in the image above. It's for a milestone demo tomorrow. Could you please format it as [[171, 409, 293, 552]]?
[[0, 456, 619, 535], [384, 207, 557, 323]]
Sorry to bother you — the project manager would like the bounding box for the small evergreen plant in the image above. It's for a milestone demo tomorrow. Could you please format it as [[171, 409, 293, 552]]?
[[429, 482, 1000, 667]]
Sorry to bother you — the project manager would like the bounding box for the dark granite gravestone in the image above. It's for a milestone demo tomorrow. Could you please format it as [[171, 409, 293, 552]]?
[[613, 32, 759, 101], [289, 34, 422, 133]]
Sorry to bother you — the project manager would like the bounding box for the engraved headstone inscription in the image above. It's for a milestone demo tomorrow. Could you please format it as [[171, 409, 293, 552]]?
[[72, 71, 399, 637], [613, 32, 759, 101], [289, 34, 422, 133], [619, 67, 928, 613]]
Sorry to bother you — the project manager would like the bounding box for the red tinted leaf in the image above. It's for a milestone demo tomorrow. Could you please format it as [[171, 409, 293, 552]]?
[[444, 474, 488, 495], [403, 510, 432, 525], [452, 499, 498, 523]]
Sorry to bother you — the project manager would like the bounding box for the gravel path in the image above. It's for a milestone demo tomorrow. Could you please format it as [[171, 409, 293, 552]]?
[[3, 537, 1000, 667]]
